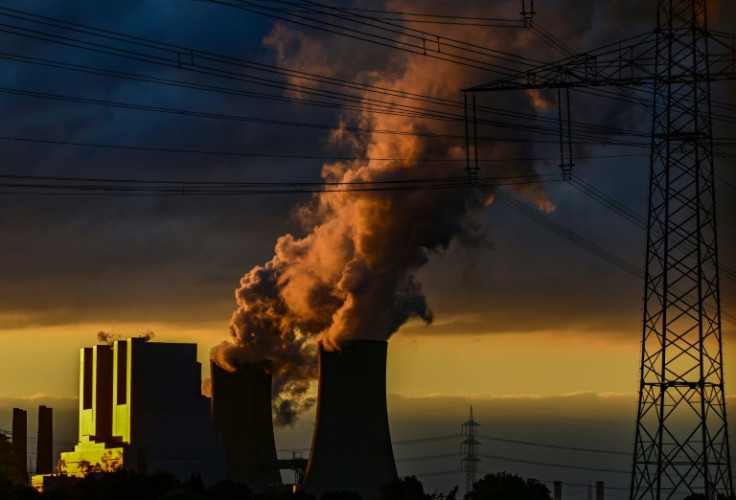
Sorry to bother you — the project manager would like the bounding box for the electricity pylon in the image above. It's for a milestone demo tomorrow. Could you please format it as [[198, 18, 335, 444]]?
[[461, 406, 481, 494], [463, 1, 735, 498]]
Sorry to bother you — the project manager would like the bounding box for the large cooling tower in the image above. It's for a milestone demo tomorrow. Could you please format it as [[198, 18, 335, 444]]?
[[210, 360, 282, 487], [303, 340, 397, 500]]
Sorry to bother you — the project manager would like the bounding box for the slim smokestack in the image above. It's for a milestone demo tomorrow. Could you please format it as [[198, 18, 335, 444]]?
[[11, 408, 27, 484], [0, 432, 10, 478], [596, 481, 604, 500], [210, 360, 281, 486], [553, 480, 562, 500], [303, 340, 397, 500], [36, 406, 53, 475]]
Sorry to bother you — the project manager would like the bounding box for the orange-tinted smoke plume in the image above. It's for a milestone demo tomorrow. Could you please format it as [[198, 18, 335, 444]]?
[[212, 0, 556, 425]]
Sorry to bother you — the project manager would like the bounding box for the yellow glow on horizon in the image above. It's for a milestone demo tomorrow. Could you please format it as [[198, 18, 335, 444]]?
[[389, 329, 641, 398], [1, 320, 733, 403], [0, 320, 229, 398]]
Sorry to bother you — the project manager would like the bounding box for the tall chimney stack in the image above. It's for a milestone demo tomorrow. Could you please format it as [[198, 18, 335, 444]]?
[[210, 360, 281, 486], [11, 408, 27, 484], [303, 340, 397, 500], [596, 481, 604, 500], [36, 406, 53, 475]]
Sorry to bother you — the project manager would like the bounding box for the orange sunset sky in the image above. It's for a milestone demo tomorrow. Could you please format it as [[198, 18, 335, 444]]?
[[0, 3, 734, 494]]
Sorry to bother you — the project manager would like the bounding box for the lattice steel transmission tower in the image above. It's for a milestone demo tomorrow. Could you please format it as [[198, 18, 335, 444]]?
[[463, 1, 735, 498], [461, 406, 480, 494]]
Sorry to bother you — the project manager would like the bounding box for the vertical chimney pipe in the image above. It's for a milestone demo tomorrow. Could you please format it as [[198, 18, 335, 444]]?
[[11, 408, 27, 484], [36, 406, 53, 475], [553, 480, 562, 500]]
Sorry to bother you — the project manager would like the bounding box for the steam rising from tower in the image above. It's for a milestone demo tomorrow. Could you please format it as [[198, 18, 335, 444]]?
[[211, 1, 564, 423]]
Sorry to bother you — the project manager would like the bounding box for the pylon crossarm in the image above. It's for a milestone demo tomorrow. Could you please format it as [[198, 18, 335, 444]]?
[[464, 32, 658, 91], [464, 31, 736, 92]]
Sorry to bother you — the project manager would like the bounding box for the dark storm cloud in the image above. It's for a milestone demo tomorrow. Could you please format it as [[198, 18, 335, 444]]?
[[202, 0, 734, 427], [431, 1, 736, 341], [0, 0, 733, 343], [0, 0, 342, 327]]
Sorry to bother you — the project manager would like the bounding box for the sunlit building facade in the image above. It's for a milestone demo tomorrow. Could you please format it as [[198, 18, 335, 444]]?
[[36, 338, 225, 489]]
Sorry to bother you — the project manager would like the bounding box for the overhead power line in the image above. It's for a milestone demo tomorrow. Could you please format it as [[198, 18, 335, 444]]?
[[0, 39, 663, 144], [0, 171, 555, 196], [285, 0, 534, 59], [412, 469, 461, 478], [330, 8, 528, 28], [0, 8, 732, 327], [392, 435, 462, 445], [0, 85, 656, 149], [0, 86, 465, 141], [0, 48, 659, 146], [1, 4, 731, 147], [4, 166, 733, 324], [3, 3, 733, 138], [475, 182, 736, 326], [199, 2, 736, 118], [567, 176, 736, 283], [476, 434, 630, 456], [0, 134, 649, 163], [479, 453, 630, 475], [476, 181, 644, 279], [200, 0, 542, 75], [396, 453, 463, 463]]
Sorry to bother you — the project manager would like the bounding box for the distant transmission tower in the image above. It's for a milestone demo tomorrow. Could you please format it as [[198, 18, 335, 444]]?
[[292, 451, 305, 485], [463, 1, 735, 498], [461, 406, 480, 493]]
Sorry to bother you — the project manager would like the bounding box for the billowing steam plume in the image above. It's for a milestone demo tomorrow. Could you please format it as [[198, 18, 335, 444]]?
[[210, 0, 619, 425], [97, 329, 155, 345], [97, 330, 121, 345]]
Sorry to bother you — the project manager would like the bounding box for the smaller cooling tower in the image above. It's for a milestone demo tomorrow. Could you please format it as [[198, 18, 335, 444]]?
[[210, 360, 282, 487], [303, 340, 397, 500]]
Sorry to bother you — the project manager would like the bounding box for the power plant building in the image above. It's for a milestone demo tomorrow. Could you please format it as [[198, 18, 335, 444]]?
[[31, 336, 400, 497], [53, 338, 225, 486]]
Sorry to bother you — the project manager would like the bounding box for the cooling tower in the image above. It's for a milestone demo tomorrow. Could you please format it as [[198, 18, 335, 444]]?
[[303, 340, 397, 500], [210, 360, 282, 487]]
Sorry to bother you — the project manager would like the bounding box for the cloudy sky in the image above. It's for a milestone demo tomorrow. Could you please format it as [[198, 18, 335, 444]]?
[[0, 0, 734, 496]]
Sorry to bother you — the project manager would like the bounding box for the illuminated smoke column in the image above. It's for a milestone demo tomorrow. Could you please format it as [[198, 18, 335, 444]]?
[[211, 0, 569, 424]]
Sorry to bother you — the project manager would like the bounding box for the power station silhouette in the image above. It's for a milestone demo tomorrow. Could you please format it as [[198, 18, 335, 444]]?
[[40, 338, 226, 488], [2, 1, 732, 499], [31, 337, 399, 500]]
